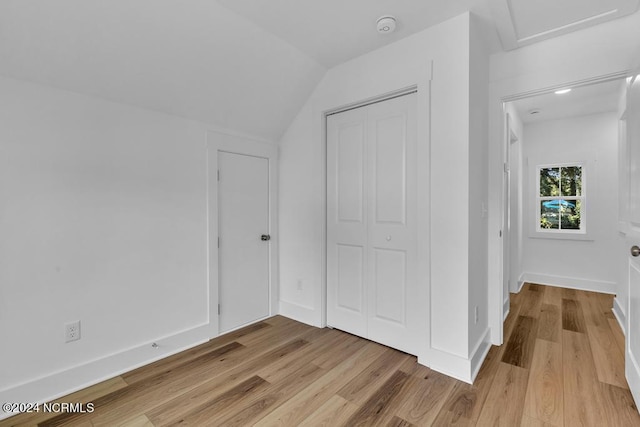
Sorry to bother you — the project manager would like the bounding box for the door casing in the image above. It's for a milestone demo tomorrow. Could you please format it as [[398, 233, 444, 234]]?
[[207, 131, 279, 338]]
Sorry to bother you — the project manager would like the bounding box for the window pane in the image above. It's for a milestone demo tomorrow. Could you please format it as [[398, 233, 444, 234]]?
[[540, 201, 559, 229], [540, 167, 560, 197], [560, 199, 581, 230], [561, 166, 582, 196]]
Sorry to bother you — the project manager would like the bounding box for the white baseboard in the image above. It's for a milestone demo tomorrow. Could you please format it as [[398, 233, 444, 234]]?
[[0, 325, 210, 421], [520, 272, 615, 294], [470, 329, 492, 383], [613, 297, 626, 335], [423, 328, 491, 384], [278, 299, 321, 328], [503, 297, 510, 321]]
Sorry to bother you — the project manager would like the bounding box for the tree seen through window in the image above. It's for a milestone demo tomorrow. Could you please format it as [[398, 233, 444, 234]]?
[[538, 165, 583, 231]]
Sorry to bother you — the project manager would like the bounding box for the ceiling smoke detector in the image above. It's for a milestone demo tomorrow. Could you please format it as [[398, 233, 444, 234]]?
[[376, 16, 397, 34]]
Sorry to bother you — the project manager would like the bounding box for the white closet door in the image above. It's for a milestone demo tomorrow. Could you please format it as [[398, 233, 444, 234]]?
[[327, 106, 368, 337], [366, 94, 418, 355], [327, 92, 418, 355]]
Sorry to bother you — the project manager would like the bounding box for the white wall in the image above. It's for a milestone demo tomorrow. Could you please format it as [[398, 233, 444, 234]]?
[[279, 12, 489, 382], [520, 113, 619, 293], [488, 10, 640, 344], [468, 16, 491, 363], [0, 75, 218, 412]]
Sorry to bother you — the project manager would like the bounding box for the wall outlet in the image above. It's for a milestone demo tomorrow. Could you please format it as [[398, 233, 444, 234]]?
[[65, 320, 81, 343], [474, 306, 479, 324], [297, 279, 303, 291]]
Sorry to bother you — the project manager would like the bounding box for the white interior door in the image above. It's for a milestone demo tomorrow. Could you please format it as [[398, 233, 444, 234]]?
[[625, 74, 640, 405], [326, 106, 368, 338], [365, 95, 418, 354], [327, 92, 419, 355], [218, 151, 270, 333]]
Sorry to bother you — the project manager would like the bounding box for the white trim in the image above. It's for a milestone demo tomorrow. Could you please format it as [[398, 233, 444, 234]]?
[[502, 71, 633, 103], [279, 300, 321, 328], [207, 131, 279, 338], [422, 327, 491, 384], [520, 272, 616, 294], [0, 325, 209, 421], [613, 297, 627, 335], [503, 296, 510, 321], [470, 328, 492, 382]]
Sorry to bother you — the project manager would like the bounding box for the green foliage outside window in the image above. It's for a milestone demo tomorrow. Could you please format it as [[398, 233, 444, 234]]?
[[539, 165, 583, 231]]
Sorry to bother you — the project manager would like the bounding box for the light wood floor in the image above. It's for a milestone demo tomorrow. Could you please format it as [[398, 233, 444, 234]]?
[[2, 283, 639, 426]]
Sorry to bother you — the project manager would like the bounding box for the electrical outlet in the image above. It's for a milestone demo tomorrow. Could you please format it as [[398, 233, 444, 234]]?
[[474, 306, 479, 324], [296, 279, 303, 291], [65, 320, 81, 343]]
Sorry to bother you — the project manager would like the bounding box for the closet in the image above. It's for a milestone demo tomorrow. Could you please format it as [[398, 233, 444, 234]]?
[[326, 92, 420, 355]]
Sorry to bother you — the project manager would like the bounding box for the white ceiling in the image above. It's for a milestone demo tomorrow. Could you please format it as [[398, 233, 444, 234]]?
[[216, 0, 500, 67], [0, 0, 326, 141], [510, 79, 626, 124], [489, 0, 640, 49], [0, 1, 637, 141]]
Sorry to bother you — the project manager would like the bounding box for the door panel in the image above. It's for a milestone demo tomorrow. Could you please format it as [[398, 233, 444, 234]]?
[[367, 94, 418, 354], [626, 74, 640, 406], [374, 114, 407, 225], [218, 151, 270, 333], [327, 107, 368, 337], [327, 92, 418, 355], [336, 244, 365, 312], [372, 248, 406, 324], [337, 123, 365, 223]]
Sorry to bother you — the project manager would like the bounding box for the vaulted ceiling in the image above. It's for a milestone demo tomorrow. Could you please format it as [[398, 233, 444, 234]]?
[[0, 1, 637, 141]]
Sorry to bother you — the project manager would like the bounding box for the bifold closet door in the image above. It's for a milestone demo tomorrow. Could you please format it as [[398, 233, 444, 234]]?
[[327, 93, 419, 355]]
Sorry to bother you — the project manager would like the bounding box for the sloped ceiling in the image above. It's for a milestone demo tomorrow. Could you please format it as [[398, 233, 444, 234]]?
[[0, 1, 638, 140], [216, 0, 500, 67], [489, 0, 640, 50], [0, 0, 326, 141]]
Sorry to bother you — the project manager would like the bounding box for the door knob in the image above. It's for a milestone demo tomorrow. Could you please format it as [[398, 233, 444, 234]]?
[[261, 234, 271, 241], [632, 245, 640, 257]]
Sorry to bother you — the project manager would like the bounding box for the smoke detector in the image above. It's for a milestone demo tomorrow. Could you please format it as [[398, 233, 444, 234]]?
[[376, 16, 397, 34]]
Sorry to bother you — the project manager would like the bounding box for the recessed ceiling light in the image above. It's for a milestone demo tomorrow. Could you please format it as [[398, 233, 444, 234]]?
[[555, 88, 572, 95], [376, 16, 396, 34]]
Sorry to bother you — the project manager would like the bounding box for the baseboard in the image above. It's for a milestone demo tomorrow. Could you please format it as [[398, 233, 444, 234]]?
[[613, 297, 626, 335], [517, 275, 525, 293], [470, 328, 492, 382], [423, 328, 491, 384], [520, 272, 615, 294], [0, 324, 210, 421], [278, 299, 321, 328], [503, 297, 510, 321]]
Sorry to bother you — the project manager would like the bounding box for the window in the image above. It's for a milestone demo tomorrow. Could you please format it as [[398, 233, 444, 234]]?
[[537, 164, 584, 232]]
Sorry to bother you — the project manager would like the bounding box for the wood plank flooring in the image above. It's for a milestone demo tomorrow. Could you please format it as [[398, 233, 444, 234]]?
[[2, 283, 638, 426]]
